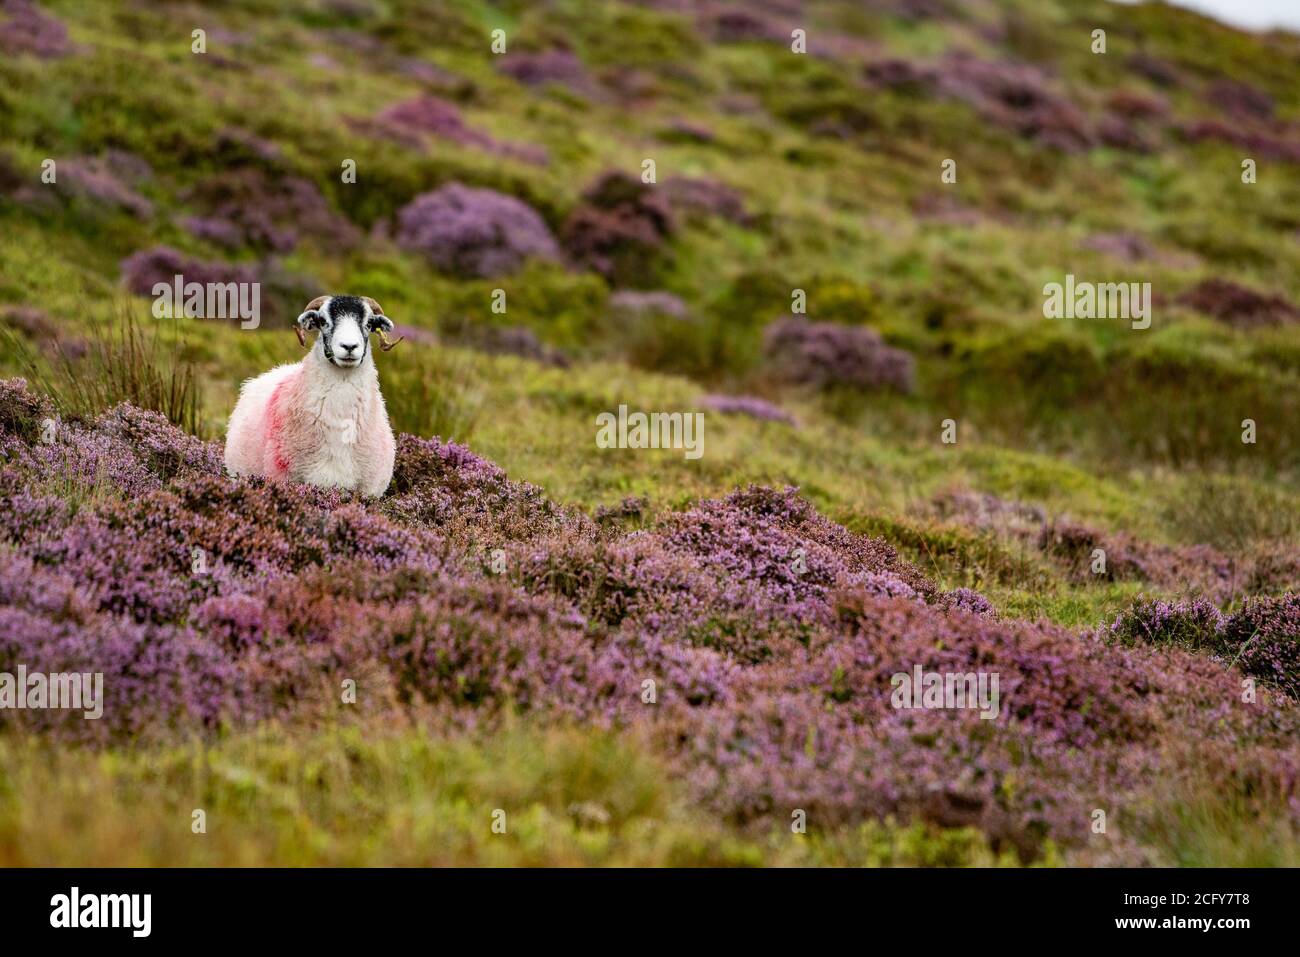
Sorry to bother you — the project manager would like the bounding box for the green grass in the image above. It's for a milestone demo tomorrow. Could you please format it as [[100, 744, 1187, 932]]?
[[0, 718, 1021, 867]]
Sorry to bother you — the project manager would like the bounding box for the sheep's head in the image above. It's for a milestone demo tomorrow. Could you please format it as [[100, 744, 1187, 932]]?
[[295, 295, 403, 368]]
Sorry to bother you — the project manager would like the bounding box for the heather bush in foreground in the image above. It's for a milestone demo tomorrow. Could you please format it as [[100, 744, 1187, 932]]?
[[1220, 595, 1300, 699], [1109, 594, 1300, 699], [1107, 597, 1226, 661], [1, 379, 1298, 863]]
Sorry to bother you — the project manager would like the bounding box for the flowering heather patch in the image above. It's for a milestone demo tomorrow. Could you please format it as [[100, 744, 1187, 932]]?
[[1, 305, 54, 339], [2, 378, 1300, 860], [1105, 90, 1170, 121], [454, 324, 570, 368], [369, 96, 546, 164], [661, 176, 752, 226], [59, 155, 154, 219], [893, 0, 953, 21], [1206, 79, 1274, 121], [933, 55, 1093, 152], [561, 172, 676, 285], [657, 485, 935, 620], [935, 495, 1253, 605], [497, 49, 591, 94], [938, 587, 995, 617], [212, 128, 284, 167], [395, 58, 466, 90], [1247, 546, 1300, 596], [1037, 520, 1148, 581], [0, 0, 71, 59], [1129, 53, 1180, 87], [1037, 519, 1239, 601], [182, 168, 360, 254], [383, 432, 572, 544], [1107, 597, 1226, 651], [511, 528, 715, 633], [1095, 91, 1169, 154], [911, 193, 986, 226], [864, 58, 937, 92], [592, 495, 647, 527], [119, 246, 257, 297], [1096, 113, 1156, 153], [931, 489, 1045, 539], [1221, 595, 1300, 700], [394, 184, 561, 279], [1178, 278, 1300, 329], [671, 593, 1297, 852], [180, 216, 244, 249], [609, 290, 690, 320], [700, 5, 788, 43], [1109, 595, 1300, 700], [699, 393, 795, 425], [597, 66, 663, 106], [763, 318, 915, 393], [0, 377, 55, 443], [1178, 119, 1300, 163]]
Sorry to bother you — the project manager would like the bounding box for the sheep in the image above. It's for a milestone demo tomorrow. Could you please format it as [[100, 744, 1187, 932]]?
[[224, 294, 404, 498]]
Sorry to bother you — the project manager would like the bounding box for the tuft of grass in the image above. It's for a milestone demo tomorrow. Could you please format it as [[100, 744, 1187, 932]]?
[[1162, 474, 1300, 551], [1135, 790, 1300, 867], [6, 304, 202, 435], [382, 344, 485, 444]]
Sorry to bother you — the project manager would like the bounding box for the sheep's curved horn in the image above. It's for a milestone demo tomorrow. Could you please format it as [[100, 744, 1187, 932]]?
[[296, 326, 307, 348], [361, 297, 384, 315], [377, 329, 404, 351]]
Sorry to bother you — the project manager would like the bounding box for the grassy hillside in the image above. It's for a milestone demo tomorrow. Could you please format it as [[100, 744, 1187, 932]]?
[[1, 0, 1298, 865]]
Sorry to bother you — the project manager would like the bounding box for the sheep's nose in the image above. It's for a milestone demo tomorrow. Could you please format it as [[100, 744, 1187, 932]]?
[[340, 342, 359, 354]]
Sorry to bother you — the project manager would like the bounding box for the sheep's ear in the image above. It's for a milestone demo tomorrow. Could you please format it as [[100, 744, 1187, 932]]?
[[362, 297, 402, 349], [297, 296, 329, 328], [362, 297, 395, 334], [296, 308, 325, 329], [295, 298, 328, 348]]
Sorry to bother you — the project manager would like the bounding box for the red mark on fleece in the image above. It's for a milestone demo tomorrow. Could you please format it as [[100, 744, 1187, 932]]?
[[265, 373, 300, 478]]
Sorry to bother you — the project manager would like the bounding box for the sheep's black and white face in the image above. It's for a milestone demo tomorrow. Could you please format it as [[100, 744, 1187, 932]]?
[[296, 295, 397, 370]]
